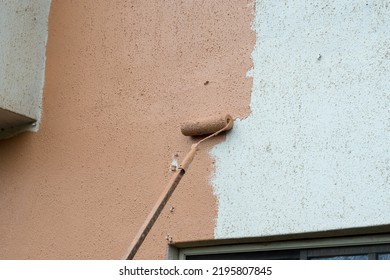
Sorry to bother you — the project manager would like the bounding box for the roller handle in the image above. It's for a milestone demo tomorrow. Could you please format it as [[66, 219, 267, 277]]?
[[179, 144, 198, 171]]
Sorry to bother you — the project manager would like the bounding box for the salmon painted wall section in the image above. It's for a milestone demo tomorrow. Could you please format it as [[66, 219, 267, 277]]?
[[212, 0, 390, 239], [0, 1, 255, 259]]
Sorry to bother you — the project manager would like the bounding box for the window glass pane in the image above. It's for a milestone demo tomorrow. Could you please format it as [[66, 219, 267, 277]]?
[[311, 255, 368, 260], [378, 253, 390, 260]]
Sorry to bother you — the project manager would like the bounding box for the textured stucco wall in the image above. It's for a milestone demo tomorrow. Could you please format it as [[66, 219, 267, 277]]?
[[0, 0, 254, 259], [5, 0, 388, 260], [212, 0, 390, 239], [0, 0, 51, 135]]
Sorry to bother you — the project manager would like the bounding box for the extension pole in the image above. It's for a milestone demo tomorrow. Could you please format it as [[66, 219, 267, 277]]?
[[124, 116, 231, 260], [124, 168, 185, 260]]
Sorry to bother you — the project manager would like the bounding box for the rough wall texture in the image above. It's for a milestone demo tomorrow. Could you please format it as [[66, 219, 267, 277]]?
[[212, 0, 390, 239], [0, 0, 51, 134], [0, 0, 254, 259]]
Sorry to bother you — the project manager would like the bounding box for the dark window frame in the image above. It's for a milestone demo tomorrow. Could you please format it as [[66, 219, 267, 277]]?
[[185, 244, 390, 260], [172, 234, 390, 260]]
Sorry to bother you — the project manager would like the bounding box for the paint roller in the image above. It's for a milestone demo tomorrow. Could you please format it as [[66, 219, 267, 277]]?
[[124, 114, 233, 260]]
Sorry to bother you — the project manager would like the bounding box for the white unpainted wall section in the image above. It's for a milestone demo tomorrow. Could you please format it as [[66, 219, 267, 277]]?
[[0, 0, 51, 138], [211, 0, 390, 239]]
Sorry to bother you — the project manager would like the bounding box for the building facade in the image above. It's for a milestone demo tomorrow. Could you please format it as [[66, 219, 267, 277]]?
[[1, 0, 389, 260]]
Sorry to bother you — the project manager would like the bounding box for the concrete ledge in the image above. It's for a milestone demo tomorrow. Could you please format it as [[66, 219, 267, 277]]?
[[0, 107, 35, 139]]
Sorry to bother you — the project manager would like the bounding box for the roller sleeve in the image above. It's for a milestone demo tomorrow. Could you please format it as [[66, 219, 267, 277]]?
[[180, 114, 233, 136]]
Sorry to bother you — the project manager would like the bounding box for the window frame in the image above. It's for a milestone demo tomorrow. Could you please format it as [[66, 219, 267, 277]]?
[[169, 234, 390, 260]]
